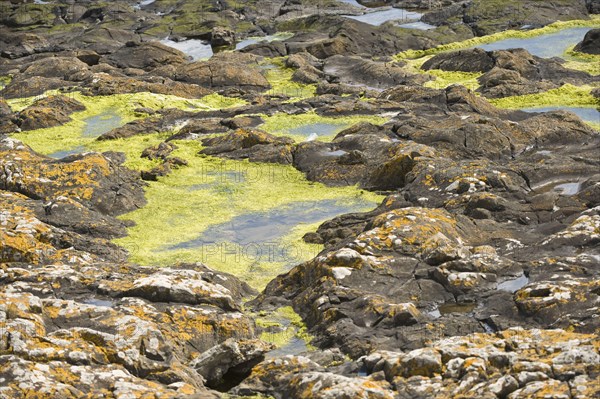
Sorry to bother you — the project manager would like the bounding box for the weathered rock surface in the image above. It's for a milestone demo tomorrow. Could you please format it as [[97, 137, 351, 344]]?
[[200, 129, 295, 164], [16, 95, 85, 131], [0, 138, 145, 216], [234, 330, 599, 399], [574, 28, 600, 54], [423, 48, 599, 98]]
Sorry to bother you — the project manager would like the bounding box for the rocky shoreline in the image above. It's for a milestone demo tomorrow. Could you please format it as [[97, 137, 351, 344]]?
[[1, 0, 599, 398]]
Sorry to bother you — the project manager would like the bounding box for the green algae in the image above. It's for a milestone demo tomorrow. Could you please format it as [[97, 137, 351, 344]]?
[[259, 112, 388, 142], [9, 91, 245, 156], [0, 76, 10, 91], [395, 16, 600, 60], [563, 46, 600, 76], [114, 140, 383, 290], [403, 57, 482, 91], [262, 58, 317, 100], [256, 306, 315, 352], [489, 84, 600, 130], [489, 84, 598, 108]]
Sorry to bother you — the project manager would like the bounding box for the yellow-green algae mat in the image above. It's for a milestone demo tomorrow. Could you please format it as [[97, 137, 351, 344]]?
[[8, 91, 383, 290], [9, 90, 384, 354]]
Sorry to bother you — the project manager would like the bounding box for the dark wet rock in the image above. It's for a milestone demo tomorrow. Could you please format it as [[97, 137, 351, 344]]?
[[64, 27, 141, 55], [0, 99, 18, 134], [141, 142, 177, 161], [422, 47, 495, 73], [323, 55, 430, 89], [574, 28, 600, 54], [4, 3, 56, 27], [0, 31, 50, 59], [0, 75, 75, 99], [16, 95, 85, 131], [0, 189, 127, 263], [106, 41, 188, 71], [241, 40, 288, 57], [141, 157, 188, 181], [0, 138, 145, 216], [98, 116, 164, 140], [200, 129, 295, 164], [83, 73, 212, 98], [424, 48, 598, 98], [461, 0, 589, 36], [190, 339, 273, 388]]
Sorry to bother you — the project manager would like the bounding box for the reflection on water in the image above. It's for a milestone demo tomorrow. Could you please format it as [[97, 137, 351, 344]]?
[[398, 21, 436, 30], [288, 122, 349, 138], [82, 110, 123, 138], [160, 38, 213, 60], [170, 199, 371, 252], [475, 27, 592, 58], [497, 274, 529, 293], [236, 32, 294, 50], [48, 146, 85, 159], [345, 8, 422, 26], [520, 106, 600, 124]]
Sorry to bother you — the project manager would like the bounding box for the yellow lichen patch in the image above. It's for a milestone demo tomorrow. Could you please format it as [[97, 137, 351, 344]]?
[[364, 208, 461, 254], [0, 143, 110, 201]]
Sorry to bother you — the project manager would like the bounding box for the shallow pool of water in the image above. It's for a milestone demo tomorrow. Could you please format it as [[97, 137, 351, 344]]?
[[475, 27, 592, 58], [82, 298, 116, 308], [170, 199, 371, 252], [160, 38, 213, 61], [520, 106, 600, 124], [438, 302, 477, 315], [266, 337, 309, 358], [82, 110, 123, 138], [533, 179, 583, 196], [397, 21, 436, 30], [497, 274, 529, 293], [344, 7, 422, 25], [236, 32, 294, 50], [288, 122, 349, 139], [48, 146, 85, 159]]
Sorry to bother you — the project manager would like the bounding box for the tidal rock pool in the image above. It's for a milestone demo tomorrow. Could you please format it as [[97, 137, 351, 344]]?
[[398, 21, 436, 30], [475, 27, 592, 58], [497, 274, 530, 293], [171, 198, 372, 251], [82, 110, 123, 138], [344, 7, 422, 26], [160, 38, 213, 60], [236, 32, 295, 50], [520, 106, 600, 125]]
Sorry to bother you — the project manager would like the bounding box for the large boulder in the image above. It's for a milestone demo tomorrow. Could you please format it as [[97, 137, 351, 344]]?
[[106, 41, 188, 70], [574, 28, 600, 54], [200, 129, 295, 164], [173, 53, 270, 91], [0, 138, 145, 216], [17, 95, 86, 131]]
